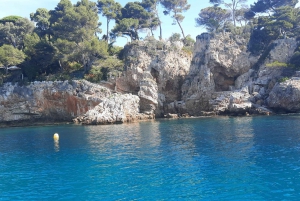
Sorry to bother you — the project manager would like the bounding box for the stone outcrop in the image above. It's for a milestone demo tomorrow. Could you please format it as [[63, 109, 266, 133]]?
[[1, 33, 299, 126], [0, 80, 151, 125], [74, 93, 154, 124], [117, 33, 299, 116], [180, 33, 255, 115], [116, 39, 192, 116], [267, 78, 300, 112]]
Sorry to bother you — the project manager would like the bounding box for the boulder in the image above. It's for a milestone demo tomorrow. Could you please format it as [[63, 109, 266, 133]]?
[[267, 78, 300, 112]]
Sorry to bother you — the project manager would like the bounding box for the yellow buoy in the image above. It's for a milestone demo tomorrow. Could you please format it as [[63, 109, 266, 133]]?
[[53, 133, 59, 141]]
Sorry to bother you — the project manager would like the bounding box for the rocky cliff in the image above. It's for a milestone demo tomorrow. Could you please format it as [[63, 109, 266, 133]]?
[[1, 32, 300, 126], [182, 34, 298, 115], [116, 33, 300, 116], [115, 40, 192, 116], [0, 80, 152, 126]]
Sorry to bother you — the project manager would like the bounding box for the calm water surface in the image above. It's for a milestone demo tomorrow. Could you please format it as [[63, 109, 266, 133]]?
[[1, 115, 300, 200]]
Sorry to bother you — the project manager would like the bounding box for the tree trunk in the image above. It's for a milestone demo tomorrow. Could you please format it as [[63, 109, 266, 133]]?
[[155, 8, 162, 40], [58, 60, 63, 71], [85, 59, 92, 72], [107, 18, 110, 43], [233, 9, 236, 27], [150, 28, 154, 36], [159, 23, 162, 40], [232, 0, 236, 27], [176, 19, 185, 39]]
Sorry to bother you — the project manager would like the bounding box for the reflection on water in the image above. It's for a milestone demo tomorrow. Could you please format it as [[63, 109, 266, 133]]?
[[84, 121, 163, 154], [54, 140, 59, 152]]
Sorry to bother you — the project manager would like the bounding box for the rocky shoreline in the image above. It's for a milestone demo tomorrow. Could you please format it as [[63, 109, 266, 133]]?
[[1, 33, 300, 127], [0, 112, 272, 128]]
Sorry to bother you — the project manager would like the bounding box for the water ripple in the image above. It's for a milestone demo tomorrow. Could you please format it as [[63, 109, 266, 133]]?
[[1, 116, 300, 200]]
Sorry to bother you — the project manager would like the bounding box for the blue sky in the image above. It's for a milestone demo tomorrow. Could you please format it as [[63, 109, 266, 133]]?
[[1, 0, 259, 46]]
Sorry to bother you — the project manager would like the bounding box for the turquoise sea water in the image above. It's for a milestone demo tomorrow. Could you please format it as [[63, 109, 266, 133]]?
[[1, 115, 300, 200]]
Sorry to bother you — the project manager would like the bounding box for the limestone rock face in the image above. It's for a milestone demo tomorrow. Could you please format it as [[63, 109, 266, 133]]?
[[116, 40, 192, 116], [0, 80, 148, 124], [181, 33, 254, 115], [117, 34, 299, 116], [180, 34, 298, 115], [1, 34, 298, 126], [209, 88, 252, 113], [267, 78, 300, 112], [74, 93, 154, 124], [0, 80, 103, 122], [234, 38, 298, 111]]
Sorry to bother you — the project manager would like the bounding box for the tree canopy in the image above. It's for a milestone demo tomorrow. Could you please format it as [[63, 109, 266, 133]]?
[[97, 0, 122, 42], [1, 0, 300, 83], [247, 0, 298, 18], [30, 8, 51, 40], [0, 44, 25, 74], [161, 0, 190, 38], [196, 6, 231, 32], [0, 17, 34, 49], [248, 6, 300, 54]]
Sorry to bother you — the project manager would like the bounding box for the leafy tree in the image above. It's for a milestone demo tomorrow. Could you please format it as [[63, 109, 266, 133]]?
[[107, 43, 123, 56], [123, 2, 152, 26], [235, 7, 249, 26], [111, 18, 139, 41], [0, 45, 25, 74], [196, 6, 231, 32], [161, 0, 190, 38], [50, 0, 107, 72], [248, 0, 298, 17], [49, 0, 73, 26], [169, 33, 181, 41], [30, 8, 51, 40], [85, 56, 123, 82], [248, 6, 300, 54], [110, 1, 161, 41], [0, 16, 22, 24], [22, 37, 57, 80], [54, 37, 108, 72], [97, 0, 122, 42], [111, 1, 151, 41], [224, 0, 247, 27], [209, 0, 247, 27], [51, 0, 100, 43], [148, 17, 160, 36], [0, 17, 34, 49], [141, 0, 163, 39], [73, 38, 108, 72]]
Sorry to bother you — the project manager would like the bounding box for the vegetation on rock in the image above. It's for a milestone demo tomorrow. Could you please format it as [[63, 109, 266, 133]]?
[[0, 0, 299, 84]]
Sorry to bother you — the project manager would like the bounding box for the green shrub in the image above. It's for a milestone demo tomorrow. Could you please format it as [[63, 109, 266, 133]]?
[[169, 33, 181, 42], [45, 73, 71, 81], [266, 61, 289, 67], [84, 67, 103, 83], [183, 35, 195, 47], [279, 77, 289, 82], [181, 46, 193, 56]]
